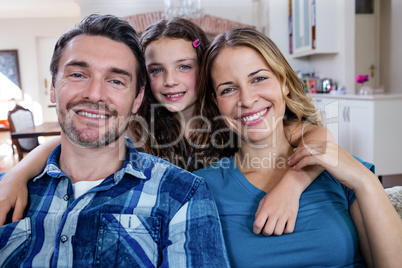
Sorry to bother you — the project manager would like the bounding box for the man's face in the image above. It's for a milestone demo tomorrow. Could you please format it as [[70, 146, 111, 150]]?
[[50, 35, 144, 147]]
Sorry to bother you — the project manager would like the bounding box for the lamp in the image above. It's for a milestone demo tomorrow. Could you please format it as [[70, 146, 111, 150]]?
[[164, 0, 203, 19]]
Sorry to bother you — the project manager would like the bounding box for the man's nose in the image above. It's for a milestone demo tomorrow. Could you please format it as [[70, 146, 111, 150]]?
[[82, 78, 108, 103]]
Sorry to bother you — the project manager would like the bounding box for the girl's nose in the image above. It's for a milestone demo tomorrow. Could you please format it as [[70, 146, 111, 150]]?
[[163, 71, 179, 87]]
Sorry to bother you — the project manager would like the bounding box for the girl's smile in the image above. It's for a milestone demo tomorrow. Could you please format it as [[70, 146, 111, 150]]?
[[145, 37, 199, 115]]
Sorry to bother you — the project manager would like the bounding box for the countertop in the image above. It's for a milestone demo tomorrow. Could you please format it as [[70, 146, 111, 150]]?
[[307, 93, 402, 100]]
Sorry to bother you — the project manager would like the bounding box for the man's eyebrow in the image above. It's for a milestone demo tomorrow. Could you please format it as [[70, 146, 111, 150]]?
[[109, 67, 132, 79], [65, 60, 88, 68]]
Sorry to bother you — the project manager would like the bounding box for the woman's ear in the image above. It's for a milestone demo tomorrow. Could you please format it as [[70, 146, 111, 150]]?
[[284, 85, 290, 96]]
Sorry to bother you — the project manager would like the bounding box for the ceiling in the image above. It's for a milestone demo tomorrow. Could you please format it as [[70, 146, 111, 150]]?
[[0, 0, 257, 19], [0, 0, 80, 18]]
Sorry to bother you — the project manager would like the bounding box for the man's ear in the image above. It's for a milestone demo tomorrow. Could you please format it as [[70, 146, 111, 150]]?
[[50, 83, 56, 103], [132, 86, 145, 114]]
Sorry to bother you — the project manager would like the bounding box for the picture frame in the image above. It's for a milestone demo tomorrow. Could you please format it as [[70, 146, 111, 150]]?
[[0, 49, 22, 90]]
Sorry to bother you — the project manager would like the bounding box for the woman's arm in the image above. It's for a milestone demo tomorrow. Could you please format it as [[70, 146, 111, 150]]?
[[0, 136, 61, 226], [253, 123, 330, 235], [289, 140, 402, 266]]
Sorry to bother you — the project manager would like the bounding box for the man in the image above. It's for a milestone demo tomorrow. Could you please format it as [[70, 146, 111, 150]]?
[[0, 14, 229, 267]]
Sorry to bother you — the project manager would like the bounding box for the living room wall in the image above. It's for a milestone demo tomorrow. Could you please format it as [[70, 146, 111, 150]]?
[[0, 17, 80, 122]]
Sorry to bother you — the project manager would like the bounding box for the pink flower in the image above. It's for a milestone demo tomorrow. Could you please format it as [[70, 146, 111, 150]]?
[[356, 74, 369, 84]]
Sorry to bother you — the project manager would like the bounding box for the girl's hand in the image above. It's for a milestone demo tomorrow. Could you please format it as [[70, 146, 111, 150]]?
[[0, 173, 28, 226], [288, 140, 373, 191], [253, 175, 299, 235], [253, 166, 323, 236]]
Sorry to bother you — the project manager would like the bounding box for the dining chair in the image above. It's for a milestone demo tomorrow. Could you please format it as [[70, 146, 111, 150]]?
[[7, 104, 39, 161]]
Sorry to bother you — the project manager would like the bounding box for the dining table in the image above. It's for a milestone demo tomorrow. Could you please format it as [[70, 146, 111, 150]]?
[[11, 121, 61, 139]]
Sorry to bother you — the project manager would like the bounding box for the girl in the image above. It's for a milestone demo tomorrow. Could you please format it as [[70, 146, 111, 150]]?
[[0, 18, 327, 236], [194, 27, 402, 267]]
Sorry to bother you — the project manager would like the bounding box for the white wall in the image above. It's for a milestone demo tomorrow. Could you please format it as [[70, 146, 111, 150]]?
[[380, 0, 402, 94], [0, 0, 400, 121], [0, 17, 80, 122]]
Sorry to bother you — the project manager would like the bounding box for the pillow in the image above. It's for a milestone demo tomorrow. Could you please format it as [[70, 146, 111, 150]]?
[[385, 186, 402, 219]]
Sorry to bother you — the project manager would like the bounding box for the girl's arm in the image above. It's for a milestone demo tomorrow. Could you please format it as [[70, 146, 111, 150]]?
[[253, 122, 330, 235], [0, 136, 61, 226], [289, 140, 402, 267]]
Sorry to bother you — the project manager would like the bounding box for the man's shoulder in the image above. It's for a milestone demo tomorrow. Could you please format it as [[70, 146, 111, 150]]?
[[129, 151, 208, 199]]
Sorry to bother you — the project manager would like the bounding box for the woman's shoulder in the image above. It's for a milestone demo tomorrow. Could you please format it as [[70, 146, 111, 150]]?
[[194, 156, 234, 176]]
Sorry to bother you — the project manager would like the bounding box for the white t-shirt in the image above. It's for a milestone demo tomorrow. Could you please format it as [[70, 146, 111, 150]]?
[[73, 179, 105, 199]]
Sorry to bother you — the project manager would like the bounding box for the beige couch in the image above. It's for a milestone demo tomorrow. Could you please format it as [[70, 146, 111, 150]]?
[[385, 186, 402, 219]]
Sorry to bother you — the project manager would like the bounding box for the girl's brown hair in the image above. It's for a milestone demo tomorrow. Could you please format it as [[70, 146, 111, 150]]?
[[130, 17, 235, 171]]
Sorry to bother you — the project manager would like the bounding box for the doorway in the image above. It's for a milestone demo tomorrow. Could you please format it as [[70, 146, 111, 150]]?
[[36, 37, 58, 123], [355, 0, 380, 89]]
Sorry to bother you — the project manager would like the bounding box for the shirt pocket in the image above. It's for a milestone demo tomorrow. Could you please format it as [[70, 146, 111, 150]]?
[[95, 214, 161, 267], [0, 218, 31, 265]]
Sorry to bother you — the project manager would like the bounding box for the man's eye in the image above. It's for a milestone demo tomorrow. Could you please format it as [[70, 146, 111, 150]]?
[[151, 68, 162, 74], [179, 65, 190, 70], [111, 80, 123, 85], [71, 73, 83, 78]]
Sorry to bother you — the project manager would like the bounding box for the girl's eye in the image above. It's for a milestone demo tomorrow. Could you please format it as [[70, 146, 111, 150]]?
[[253, 76, 267, 83], [151, 68, 162, 74], [220, 87, 236, 95], [179, 65, 191, 70]]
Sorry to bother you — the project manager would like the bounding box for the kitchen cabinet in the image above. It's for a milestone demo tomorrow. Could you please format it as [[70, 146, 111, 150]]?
[[289, 0, 338, 58], [310, 94, 402, 176]]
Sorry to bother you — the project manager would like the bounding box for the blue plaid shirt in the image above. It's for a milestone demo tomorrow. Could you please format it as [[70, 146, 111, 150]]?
[[0, 139, 230, 267]]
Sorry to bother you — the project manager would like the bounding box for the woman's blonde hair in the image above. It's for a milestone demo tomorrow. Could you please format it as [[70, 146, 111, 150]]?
[[198, 27, 322, 127]]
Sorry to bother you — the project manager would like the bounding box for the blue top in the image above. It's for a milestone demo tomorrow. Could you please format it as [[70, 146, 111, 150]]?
[[0, 139, 230, 267], [195, 156, 373, 268]]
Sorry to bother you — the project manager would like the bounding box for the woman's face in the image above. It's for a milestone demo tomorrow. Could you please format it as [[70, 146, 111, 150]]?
[[144, 37, 199, 115], [211, 46, 288, 145]]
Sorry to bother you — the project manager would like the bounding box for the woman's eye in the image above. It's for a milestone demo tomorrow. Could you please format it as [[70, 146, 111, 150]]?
[[151, 68, 162, 74], [253, 76, 267, 83], [179, 65, 191, 70], [221, 87, 235, 95]]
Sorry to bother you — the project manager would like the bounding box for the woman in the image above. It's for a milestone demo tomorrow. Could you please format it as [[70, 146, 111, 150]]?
[[194, 27, 402, 267]]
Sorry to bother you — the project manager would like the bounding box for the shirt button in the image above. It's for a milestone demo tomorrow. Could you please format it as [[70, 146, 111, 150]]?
[[63, 194, 70, 201], [60, 235, 68, 243]]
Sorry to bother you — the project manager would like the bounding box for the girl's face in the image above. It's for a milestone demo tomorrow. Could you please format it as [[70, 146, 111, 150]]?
[[144, 37, 199, 114], [211, 46, 289, 145]]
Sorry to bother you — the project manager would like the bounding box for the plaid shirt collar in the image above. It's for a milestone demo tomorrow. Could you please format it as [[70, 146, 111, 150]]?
[[33, 137, 147, 184]]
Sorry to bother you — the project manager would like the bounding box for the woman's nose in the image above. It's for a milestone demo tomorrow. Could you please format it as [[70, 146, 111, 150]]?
[[239, 88, 258, 107]]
